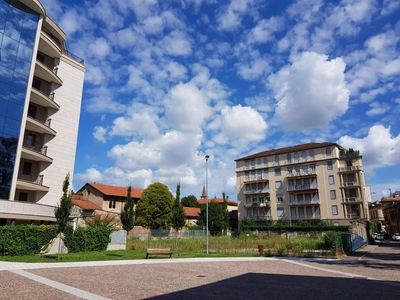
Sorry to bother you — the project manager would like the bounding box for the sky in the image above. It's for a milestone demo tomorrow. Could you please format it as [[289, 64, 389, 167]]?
[[40, 0, 400, 202]]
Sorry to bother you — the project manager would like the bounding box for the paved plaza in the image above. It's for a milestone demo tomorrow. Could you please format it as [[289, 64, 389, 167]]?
[[0, 242, 399, 299]]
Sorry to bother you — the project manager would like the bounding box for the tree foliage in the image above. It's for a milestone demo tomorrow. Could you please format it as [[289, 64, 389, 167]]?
[[199, 201, 225, 235], [172, 183, 186, 231], [86, 213, 119, 230], [135, 182, 174, 230], [181, 195, 199, 207], [54, 174, 73, 234], [120, 186, 135, 233]]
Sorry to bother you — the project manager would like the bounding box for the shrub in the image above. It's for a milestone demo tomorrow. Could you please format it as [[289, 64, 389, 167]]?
[[64, 226, 112, 253], [0, 225, 58, 256]]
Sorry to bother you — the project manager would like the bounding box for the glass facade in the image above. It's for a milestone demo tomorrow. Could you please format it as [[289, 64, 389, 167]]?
[[0, 0, 39, 199]]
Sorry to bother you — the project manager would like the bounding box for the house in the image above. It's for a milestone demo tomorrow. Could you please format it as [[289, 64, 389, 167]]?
[[183, 207, 201, 226], [0, 0, 85, 225], [381, 192, 400, 236], [369, 201, 385, 232], [235, 142, 369, 225], [77, 183, 143, 214], [197, 197, 238, 212], [71, 194, 102, 218]]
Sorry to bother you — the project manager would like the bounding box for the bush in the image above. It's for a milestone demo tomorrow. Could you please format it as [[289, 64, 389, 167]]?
[[64, 226, 112, 253], [0, 225, 58, 256]]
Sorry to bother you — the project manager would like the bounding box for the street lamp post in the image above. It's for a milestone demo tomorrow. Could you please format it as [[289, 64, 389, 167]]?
[[205, 154, 210, 254]]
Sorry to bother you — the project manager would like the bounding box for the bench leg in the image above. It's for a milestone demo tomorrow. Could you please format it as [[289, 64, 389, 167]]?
[[146, 253, 149, 259]]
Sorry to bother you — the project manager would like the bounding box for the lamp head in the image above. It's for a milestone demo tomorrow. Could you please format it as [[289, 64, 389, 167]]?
[[205, 154, 210, 160]]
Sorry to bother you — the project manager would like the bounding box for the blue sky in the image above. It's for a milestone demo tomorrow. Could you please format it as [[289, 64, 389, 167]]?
[[41, 0, 400, 201]]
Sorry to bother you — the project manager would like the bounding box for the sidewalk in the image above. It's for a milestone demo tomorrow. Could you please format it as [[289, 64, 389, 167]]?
[[342, 243, 379, 261]]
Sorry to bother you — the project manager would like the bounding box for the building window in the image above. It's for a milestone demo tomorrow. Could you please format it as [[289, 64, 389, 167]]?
[[330, 190, 336, 199], [275, 168, 281, 176], [309, 150, 315, 159], [274, 155, 280, 166], [245, 172, 249, 180], [332, 205, 338, 215], [257, 158, 261, 167], [287, 153, 291, 163], [263, 157, 268, 166], [22, 162, 32, 175], [301, 151, 306, 161], [27, 134, 36, 148], [109, 201, 116, 209], [294, 152, 299, 163], [277, 207, 284, 217], [275, 181, 282, 189], [346, 160, 352, 167], [333, 222, 339, 226], [328, 175, 335, 184], [327, 161, 333, 170], [19, 192, 28, 201], [251, 160, 255, 168], [245, 161, 249, 169], [326, 147, 332, 155], [277, 193, 283, 203]]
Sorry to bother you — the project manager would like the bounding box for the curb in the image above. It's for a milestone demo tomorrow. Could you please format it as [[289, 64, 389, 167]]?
[[358, 244, 379, 260]]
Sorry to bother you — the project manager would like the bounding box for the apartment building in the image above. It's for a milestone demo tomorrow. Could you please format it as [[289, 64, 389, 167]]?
[[0, 0, 85, 225], [235, 142, 368, 226]]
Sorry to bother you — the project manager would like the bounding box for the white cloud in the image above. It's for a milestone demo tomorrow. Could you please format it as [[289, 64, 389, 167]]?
[[268, 52, 349, 131], [366, 101, 390, 116], [338, 125, 400, 176], [58, 9, 89, 36], [75, 168, 105, 183], [381, 0, 400, 16], [85, 95, 127, 114], [142, 16, 164, 34], [159, 30, 192, 56], [217, 0, 257, 31], [88, 38, 111, 58], [109, 112, 160, 139], [247, 16, 284, 44], [93, 126, 107, 142]]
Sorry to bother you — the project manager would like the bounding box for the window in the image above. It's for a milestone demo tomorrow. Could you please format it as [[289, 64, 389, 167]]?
[[333, 222, 339, 226], [257, 158, 261, 167], [277, 207, 284, 217], [109, 201, 116, 209], [327, 161, 333, 170], [32, 78, 41, 90], [257, 170, 262, 179], [27, 133, 36, 148], [287, 153, 291, 163], [332, 205, 338, 215], [330, 190, 336, 199], [245, 184, 251, 191], [277, 193, 283, 202], [301, 151, 306, 161], [22, 162, 32, 175], [251, 171, 256, 180], [263, 157, 268, 166], [326, 147, 332, 155], [328, 175, 335, 184], [245, 161, 249, 169], [36, 52, 45, 63], [309, 150, 315, 159], [275, 168, 281, 176], [275, 181, 282, 189], [346, 160, 352, 167], [294, 152, 299, 162], [251, 160, 255, 168], [28, 104, 37, 118], [263, 169, 268, 179], [245, 172, 249, 180], [258, 182, 264, 190], [287, 167, 292, 174], [19, 192, 28, 201], [274, 155, 280, 166]]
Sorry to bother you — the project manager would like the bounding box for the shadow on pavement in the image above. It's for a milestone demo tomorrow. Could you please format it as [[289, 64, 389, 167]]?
[[145, 273, 399, 300]]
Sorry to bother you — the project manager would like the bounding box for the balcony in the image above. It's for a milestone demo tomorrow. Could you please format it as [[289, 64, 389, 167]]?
[[287, 184, 318, 192], [286, 169, 317, 178], [243, 188, 270, 195], [289, 198, 320, 205], [247, 215, 272, 221], [244, 201, 271, 208], [30, 87, 59, 110], [244, 176, 269, 182], [244, 164, 268, 171], [39, 31, 62, 58], [340, 181, 359, 188], [346, 213, 358, 218], [21, 145, 52, 163], [35, 60, 63, 85], [291, 215, 321, 220], [342, 197, 362, 203], [26, 116, 56, 136], [0, 199, 56, 221], [338, 166, 363, 173], [16, 174, 49, 192]]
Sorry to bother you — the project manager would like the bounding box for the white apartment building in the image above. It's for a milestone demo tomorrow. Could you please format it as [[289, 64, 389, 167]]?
[[235, 142, 368, 226], [0, 0, 85, 225]]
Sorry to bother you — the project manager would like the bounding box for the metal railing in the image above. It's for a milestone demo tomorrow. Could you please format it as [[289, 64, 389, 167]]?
[[244, 188, 270, 194], [342, 197, 362, 203], [244, 175, 268, 182], [289, 198, 320, 205], [287, 184, 318, 191], [338, 166, 363, 172], [244, 201, 271, 208], [286, 169, 317, 177], [341, 181, 359, 187], [291, 215, 321, 220], [22, 145, 48, 156]]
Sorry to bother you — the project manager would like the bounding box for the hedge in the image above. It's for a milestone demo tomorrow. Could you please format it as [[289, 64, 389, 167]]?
[[0, 225, 58, 256], [64, 226, 112, 253], [241, 225, 350, 232]]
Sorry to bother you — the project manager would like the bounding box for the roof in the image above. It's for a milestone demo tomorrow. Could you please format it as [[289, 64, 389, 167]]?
[[235, 142, 341, 161], [183, 207, 201, 217], [80, 183, 144, 198], [71, 195, 101, 211], [197, 198, 238, 206]]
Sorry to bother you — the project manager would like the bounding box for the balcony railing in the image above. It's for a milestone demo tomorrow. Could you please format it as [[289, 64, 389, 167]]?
[[247, 215, 272, 221], [289, 198, 320, 205], [287, 184, 318, 192], [338, 166, 363, 172], [286, 169, 317, 178], [342, 197, 362, 203], [340, 181, 359, 188], [244, 201, 271, 208], [22, 145, 48, 156], [18, 174, 44, 186], [244, 175, 268, 182], [32, 86, 56, 102], [291, 215, 321, 220], [346, 213, 358, 218], [244, 164, 268, 170], [244, 188, 270, 195], [28, 112, 52, 128]]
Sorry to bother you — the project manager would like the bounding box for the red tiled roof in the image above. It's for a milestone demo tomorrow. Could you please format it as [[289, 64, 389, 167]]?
[[235, 142, 341, 161], [71, 197, 102, 211], [197, 198, 238, 206], [184, 207, 201, 217], [84, 183, 144, 198]]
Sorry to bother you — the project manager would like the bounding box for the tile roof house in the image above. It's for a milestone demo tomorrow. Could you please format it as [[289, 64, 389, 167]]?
[[77, 183, 144, 214], [197, 197, 238, 212], [71, 194, 102, 218], [183, 207, 201, 226]]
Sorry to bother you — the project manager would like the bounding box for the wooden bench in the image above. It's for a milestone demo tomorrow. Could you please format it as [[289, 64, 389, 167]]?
[[146, 248, 172, 259]]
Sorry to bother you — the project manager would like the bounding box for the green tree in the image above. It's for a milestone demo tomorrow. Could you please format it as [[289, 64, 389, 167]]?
[[199, 202, 224, 235], [54, 173, 73, 260], [120, 186, 135, 233], [222, 192, 230, 235], [135, 182, 174, 230], [181, 195, 199, 207], [172, 183, 186, 232]]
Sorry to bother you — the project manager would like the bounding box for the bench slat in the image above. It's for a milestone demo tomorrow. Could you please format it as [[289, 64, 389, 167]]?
[[146, 248, 172, 259]]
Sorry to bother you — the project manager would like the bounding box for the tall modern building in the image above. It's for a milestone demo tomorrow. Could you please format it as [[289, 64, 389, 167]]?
[[0, 0, 85, 225], [235, 142, 368, 226]]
